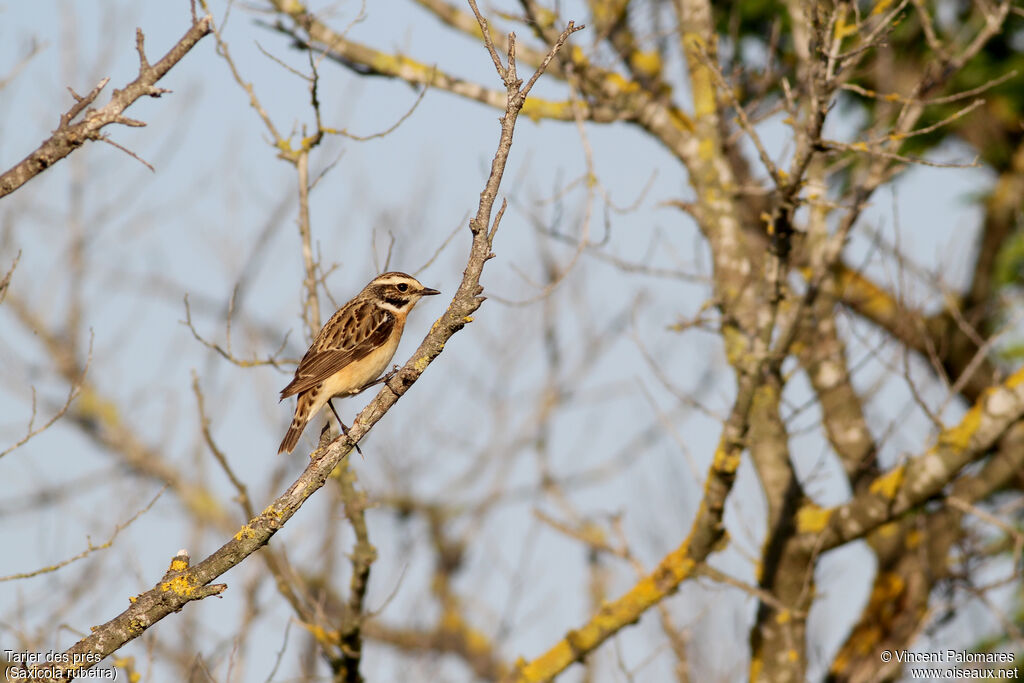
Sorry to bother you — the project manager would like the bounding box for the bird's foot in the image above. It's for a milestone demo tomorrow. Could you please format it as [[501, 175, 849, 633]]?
[[328, 399, 363, 458], [358, 364, 402, 393]]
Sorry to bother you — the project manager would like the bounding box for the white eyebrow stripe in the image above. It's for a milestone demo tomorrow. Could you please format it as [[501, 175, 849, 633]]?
[[373, 275, 415, 286]]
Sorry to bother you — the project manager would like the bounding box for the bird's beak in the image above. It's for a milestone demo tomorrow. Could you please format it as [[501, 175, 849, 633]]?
[[421, 287, 441, 296]]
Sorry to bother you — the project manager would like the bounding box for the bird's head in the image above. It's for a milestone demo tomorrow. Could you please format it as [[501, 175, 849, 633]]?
[[365, 272, 440, 313]]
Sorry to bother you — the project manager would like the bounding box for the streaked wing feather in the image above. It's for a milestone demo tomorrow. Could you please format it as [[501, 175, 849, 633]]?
[[280, 302, 394, 399]]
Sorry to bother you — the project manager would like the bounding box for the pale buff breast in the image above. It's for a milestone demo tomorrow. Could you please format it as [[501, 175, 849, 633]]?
[[306, 317, 406, 421]]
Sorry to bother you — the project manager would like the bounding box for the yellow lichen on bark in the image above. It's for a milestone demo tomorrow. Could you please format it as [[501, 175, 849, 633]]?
[[520, 98, 574, 123], [440, 609, 495, 659], [160, 574, 196, 597], [513, 542, 697, 681], [370, 52, 434, 82], [868, 464, 905, 499], [298, 621, 339, 647], [871, 0, 895, 15], [629, 50, 663, 78], [796, 503, 832, 534], [261, 503, 285, 519], [709, 440, 742, 479], [938, 404, 982, 452], [876, 520, 900, 538], [77, 388, 121, 428], [832, 265, 899, 322], [749, 653, 764, 681], [831, 623, 884, 673], [683, 34, 717, 119], [602, 71, 641, 95], [872, 571, 905, 604]]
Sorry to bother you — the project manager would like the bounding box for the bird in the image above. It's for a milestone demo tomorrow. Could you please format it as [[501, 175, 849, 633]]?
[[278, 271, 440, 454]]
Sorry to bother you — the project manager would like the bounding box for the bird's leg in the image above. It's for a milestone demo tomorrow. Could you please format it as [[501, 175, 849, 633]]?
[[328, 399, 363, 457], [385, 364, 408, 395], [357, 364, 402, 393]]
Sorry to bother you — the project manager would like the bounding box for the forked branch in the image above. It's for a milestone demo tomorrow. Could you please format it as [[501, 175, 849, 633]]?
[[0, 12, 213, 199]]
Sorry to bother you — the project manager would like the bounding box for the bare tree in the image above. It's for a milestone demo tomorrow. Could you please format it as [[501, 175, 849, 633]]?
[[2, 1, 1023, 682]]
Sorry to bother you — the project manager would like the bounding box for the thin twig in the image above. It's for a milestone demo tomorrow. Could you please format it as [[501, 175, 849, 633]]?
[[192, 372, 253, 519], [0, 250, 20, 305], [821, 139, 980, 169], [0, 333, 92, 460], [182, 294, 291, 368], [466, 0, 507, 78], [415, 212, 468, 276], [0, 488, 165, 582]]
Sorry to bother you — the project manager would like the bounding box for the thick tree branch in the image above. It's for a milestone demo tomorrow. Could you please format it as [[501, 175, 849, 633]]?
[[334, 461, 375, 683], [797, 366, 1024, 551], [829, 422, 1024, 682], [413, 0, 563, 78], [265, 7, 604, 123], [831, 262, 999, 403]]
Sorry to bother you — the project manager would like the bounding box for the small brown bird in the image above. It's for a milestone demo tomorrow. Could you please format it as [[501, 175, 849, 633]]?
[[278, 272, 440, 454]]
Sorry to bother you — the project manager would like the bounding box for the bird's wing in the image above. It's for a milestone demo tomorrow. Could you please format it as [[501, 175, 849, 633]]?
[[279, 302, 395, 399]]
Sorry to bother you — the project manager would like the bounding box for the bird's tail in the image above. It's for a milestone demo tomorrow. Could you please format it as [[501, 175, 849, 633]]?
[[278, 418, 306, 454]]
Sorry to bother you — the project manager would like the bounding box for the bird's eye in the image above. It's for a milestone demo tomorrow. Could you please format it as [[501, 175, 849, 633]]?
[[397, 283, 409, 292]]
